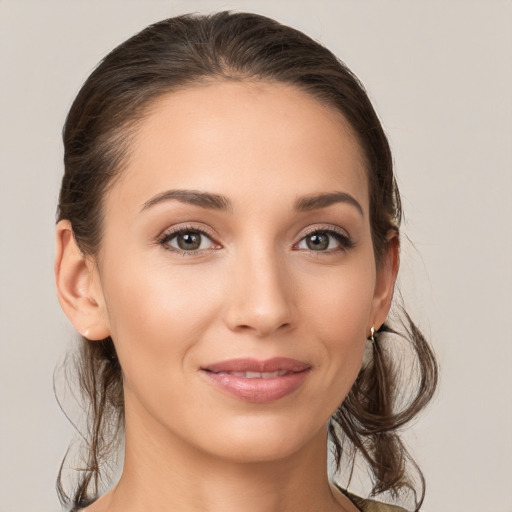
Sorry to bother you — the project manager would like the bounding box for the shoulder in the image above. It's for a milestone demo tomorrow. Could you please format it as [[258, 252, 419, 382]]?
[[66, 497, 98, 512], [350, 495, 409, 512], [336, 485, 410, 512]]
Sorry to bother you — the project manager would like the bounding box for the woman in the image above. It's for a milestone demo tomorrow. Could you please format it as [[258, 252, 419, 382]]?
[[54, 11, 437, 512]]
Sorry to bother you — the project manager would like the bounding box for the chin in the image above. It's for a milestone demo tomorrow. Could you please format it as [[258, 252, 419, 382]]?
[[190, 414, 328, 464]]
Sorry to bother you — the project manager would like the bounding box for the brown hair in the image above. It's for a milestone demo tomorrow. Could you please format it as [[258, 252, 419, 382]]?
[[56, 11, 437, 511]]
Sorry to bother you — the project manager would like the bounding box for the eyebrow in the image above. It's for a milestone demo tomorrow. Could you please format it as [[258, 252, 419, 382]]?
[[141, 189, 233, 212], [294, 192, 364, 216], [141, 189, 363, 216]]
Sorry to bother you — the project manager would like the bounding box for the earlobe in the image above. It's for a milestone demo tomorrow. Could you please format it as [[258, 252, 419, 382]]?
[[54, 220, 110, 340], [370, 231, 400, 331]]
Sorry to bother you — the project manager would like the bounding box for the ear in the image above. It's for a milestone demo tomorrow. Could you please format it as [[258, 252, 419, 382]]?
[[369, 231, 400, 332], [54, 220, 110, 340]]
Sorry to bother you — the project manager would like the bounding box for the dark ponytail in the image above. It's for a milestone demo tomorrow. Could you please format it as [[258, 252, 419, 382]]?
[[56, 12, 437, 510]]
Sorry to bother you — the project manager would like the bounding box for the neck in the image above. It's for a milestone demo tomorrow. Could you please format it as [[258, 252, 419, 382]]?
[[95, 396, 347, 512]]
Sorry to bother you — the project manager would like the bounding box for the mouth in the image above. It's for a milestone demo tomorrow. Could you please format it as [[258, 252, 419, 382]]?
[[200, 358, 311, 403], [210, 370, 290, 378]]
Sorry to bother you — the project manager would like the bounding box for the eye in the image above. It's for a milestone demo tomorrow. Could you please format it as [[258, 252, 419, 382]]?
[[159, 227, 218, 254], [296, 229, 352, 252]]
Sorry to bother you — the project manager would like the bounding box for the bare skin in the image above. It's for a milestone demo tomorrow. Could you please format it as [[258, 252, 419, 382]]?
[[55, 81, 398, 512]]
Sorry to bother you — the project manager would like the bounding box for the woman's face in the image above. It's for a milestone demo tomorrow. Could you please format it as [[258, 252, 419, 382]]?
[[87, 81, 395, 462]]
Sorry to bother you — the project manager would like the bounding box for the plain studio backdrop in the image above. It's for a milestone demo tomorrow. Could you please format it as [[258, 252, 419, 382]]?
[[0, 1, 510, 511]]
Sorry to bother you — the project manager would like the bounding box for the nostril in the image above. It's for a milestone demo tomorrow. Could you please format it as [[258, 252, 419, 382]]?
[[232, 322, 291, 335]]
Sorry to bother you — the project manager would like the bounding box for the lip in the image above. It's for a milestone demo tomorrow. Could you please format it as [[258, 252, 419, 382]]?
[[201, 357, 311, 403]]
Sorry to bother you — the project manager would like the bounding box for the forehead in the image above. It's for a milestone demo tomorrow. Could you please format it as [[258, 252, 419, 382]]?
[[110, 80, 369, 213]]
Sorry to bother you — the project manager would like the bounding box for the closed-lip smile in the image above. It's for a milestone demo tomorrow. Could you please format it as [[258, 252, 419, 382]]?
[[201, 357, 311, 402]]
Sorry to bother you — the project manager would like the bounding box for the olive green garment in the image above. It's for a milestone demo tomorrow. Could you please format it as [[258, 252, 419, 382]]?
[[71, 494, 410, 512], [70, 486, 410, 512]]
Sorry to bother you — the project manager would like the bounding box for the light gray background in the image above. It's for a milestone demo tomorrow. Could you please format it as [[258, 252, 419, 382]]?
[[1, 1, 511, 511]]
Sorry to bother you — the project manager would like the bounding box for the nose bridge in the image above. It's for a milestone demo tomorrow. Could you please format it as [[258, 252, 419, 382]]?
[[224, 239, 295, 336]]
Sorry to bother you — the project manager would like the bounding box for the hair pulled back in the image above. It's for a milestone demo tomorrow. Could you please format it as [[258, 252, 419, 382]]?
[[57, 11, 437, 511]]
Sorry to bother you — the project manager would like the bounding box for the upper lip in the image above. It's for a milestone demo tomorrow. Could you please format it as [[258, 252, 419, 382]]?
[[202, 357, 311, 374]]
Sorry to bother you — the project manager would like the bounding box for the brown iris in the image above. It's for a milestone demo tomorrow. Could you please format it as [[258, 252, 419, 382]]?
[[306, 232, 330, 251], [177, 231, 202, 250]]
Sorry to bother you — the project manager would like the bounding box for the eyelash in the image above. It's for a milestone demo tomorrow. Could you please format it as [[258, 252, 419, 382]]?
[[157, 225, 219, 256], [157, 225, 354, 256], [295, 226, 354, 253]]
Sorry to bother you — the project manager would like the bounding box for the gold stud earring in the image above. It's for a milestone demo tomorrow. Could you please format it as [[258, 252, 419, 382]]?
[[362, 327, 375, 368]]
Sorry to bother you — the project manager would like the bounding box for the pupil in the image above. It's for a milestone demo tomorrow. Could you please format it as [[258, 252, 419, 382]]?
[[307, 233, 329, 251], [178, 232, 201, 250]]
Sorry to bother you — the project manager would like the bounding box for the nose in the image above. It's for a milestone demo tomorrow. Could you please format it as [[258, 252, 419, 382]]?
[[223, 246, 297, 337]]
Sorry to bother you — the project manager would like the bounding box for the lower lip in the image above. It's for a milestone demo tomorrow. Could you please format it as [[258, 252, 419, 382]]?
[[202, 370, 310, 403]]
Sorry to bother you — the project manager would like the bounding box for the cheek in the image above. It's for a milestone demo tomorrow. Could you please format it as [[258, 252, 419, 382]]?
[[101, 258, 223, 382], [304, 258, 375, 336], [301, 262, 375, 388]]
